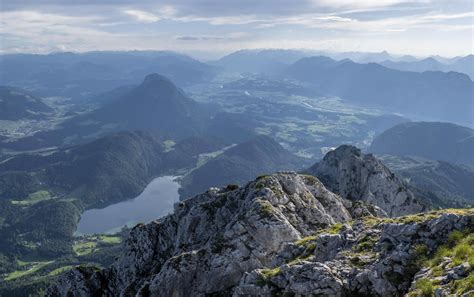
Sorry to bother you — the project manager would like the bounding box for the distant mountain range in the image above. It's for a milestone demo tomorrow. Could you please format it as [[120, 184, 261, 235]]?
[[1, 49, 473, 296], [285, 57, 473, 125], [214, 49, 312, 74], [0, 86, 53, 120], [3, 74, 254, 151], [381, 55, 474, 79], [215, 49, 473, 78], [0, 51, 217, 100], [369, 122, 474, 167]]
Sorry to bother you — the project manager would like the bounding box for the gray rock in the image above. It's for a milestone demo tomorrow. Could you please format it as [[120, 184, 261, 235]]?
[[306, 145, 425, 216], [48, 173, 354, 296], [314, 234, 345, 262], [47, 173, 473, 297]]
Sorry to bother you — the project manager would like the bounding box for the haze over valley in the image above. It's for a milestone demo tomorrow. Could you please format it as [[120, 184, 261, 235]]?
[[0, 0, 473, 296]]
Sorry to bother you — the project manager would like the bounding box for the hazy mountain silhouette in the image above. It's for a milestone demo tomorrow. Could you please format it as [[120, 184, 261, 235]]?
[[381, 55, 474, 79], [0, 51, 217, 100], [285, 57, 474, 125], [0, 86, 52, 120], [215, 49, 312, 74], [378, 154, 474, 208], [369, 122, 474, 167]]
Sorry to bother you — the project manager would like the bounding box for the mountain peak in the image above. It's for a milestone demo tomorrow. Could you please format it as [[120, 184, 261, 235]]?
[[142, 73, 175, 86], [323, 145, 362, 160], [135, 73, 184, 98], [308, 144, 425, 216]]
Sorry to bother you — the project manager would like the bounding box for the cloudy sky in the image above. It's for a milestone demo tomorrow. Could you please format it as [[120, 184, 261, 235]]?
[[1, 0, 473, 58]]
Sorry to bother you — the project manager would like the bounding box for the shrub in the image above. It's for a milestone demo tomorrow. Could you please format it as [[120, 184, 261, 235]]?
[[447, 230, 464, 247], [415, 279, 435, 297], [453, 274, 474, 295]]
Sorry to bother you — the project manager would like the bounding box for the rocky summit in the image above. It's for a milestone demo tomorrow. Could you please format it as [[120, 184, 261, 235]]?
[[47, 172, 473, 297], [307, 145, 425, 217]]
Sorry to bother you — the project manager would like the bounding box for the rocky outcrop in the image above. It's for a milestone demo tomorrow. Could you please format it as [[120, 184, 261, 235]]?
[[47, 172, 380, 296], [47, 172, 472, 297], [235, 210, 473, 296], [306, 145, 425, 216]]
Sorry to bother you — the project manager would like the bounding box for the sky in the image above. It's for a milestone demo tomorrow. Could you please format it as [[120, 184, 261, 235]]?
[[1, 0, 473, 59]]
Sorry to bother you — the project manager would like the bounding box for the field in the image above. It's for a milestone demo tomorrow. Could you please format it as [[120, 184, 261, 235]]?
[[11, 191, 55, 206], [187, 79, 407, 159], [73, 235, 122, 256]]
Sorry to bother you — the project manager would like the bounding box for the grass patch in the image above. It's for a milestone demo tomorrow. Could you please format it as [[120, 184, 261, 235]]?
[[163, 140, 176, 152], [353, 234, 378, 252], [415, 279, 436, 297], [425, 231, 474, 269], [414, 228, 474, 295], [11, 190, 54, 206], [256, 267, 281, 286], [295, 223, 344, 247], [328, 223, 343, 234], [453, 273, 474, 295], [261, 267, 281, 279], [98, 235, 121, 244], [362, 208, 474, 228], [257, 199, 274, 217], [73, 241, 98, 256], [47, 265, 74, 276], [4, 261, 54, 281], [296, 236, 316, 246], [73, 235, 121, 256]]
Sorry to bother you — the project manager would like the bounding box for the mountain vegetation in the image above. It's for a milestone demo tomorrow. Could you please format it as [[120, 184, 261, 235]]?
[[179, 135, 309, 199], [0, 131, 226, 292]]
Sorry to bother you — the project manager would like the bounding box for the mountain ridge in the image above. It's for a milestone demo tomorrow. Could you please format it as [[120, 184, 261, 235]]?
[[369, 122, 474, 167], [0, 86, 53, 120], [46, 172, 474, 296], [285, 57, 474, 125]]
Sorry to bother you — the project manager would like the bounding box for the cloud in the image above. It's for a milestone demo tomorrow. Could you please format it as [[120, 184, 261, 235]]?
[[314, 0, 429, 9], [176, 32, 247, 41], [0, 0, 472, 57], [176, 35, 225, 41], [123, 10, 160, 22]]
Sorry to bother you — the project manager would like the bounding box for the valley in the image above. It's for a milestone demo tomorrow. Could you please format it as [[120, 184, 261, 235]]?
[[0, 49, 472, 296]]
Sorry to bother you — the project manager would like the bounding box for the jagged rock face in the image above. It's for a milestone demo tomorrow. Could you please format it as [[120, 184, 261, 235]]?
[[47, 172, 472, 297], [48, 172, 370, 296], [307, 145, 425, 217], [235, 211, 473, 296]]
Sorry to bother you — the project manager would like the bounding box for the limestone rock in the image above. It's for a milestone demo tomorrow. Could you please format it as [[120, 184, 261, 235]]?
[[47, 172, 473, 297], [48, 172, 354, 296], [306, 145, 425, 216]]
